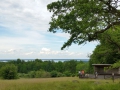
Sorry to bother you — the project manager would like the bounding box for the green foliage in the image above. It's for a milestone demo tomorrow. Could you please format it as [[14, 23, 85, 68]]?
[[89, 27, 120, 73], [28, 71, 36, 78], [63, 60, 77, 74], [18, 73, 29, 78], [55, 61, 64, 73], [47, 1, 120, 49], [0, 59, 89, 78], [89, 28, 120, 63], [112, 60, 120, 68], [0, 64, 18, 79], [57, 72, 63, 77], [76, 61, 89, 73], [42, 60, 55, 72], [28, 70, 51, 78], [63, 71, 71, 77], [50, 70, 58, 77]]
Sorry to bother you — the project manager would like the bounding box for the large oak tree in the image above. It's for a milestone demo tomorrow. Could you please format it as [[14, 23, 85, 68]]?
[[47, 0, 120, 49]]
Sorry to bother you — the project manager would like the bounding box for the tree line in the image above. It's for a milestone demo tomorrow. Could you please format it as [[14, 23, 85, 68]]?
[[0, 59, 89, 79]]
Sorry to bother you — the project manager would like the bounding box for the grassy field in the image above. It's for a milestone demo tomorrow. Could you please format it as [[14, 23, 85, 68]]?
[[0, 77, 120, 90]]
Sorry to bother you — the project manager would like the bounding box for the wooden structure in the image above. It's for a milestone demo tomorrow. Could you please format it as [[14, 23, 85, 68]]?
[[92, 64, 112, 75], [92, 64, 120, 75], [106, 67, 120, 74]]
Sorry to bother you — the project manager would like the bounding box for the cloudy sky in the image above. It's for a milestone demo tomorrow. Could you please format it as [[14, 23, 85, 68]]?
[[0, 0, 98, 59]]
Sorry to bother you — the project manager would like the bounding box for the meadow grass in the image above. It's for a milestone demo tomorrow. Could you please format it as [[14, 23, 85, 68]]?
[[0, 77, 119, 90]]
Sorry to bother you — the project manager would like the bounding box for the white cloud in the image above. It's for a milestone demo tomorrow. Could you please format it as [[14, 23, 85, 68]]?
[[0, 0, 58, 50], [25, 52, 34, 55], [0, 0, 57, 32], [0, 46, 89, 59], [0, 0, 96, 59], [4, 49, 16, 54], [39, 48, 85, 57], [41, 48, 51, 52]]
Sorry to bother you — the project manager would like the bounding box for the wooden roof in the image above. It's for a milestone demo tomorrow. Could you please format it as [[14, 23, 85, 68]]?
[[92, 64, 112, 67]]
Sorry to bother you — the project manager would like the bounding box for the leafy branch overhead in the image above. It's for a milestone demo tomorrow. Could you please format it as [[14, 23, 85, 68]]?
[[47, 0, 120, 49]]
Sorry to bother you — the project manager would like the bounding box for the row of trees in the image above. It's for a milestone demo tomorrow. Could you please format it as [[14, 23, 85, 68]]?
[[0, 59, 89, 79]]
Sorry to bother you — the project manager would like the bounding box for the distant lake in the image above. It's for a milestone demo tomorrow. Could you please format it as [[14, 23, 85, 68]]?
[[41, 59, 89, 62], [0, 59, 89, 62]]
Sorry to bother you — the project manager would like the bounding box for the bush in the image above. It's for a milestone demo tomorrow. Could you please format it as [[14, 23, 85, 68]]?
[[35, 71, 42, 78], [50, 71, 58, 77], [36, 70, 51, 78], [71, 74, 76, 77], [18, 73, 29, 78], [27, 70, 51, 78], [28, 71, 36, 78], [57, 72, 63, 77], [0, 64, 18, 79], [63, 71, 71, 77], [41, 71, 51, 78]]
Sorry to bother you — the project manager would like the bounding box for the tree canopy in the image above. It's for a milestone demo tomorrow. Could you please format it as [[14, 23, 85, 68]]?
[[47, 0, 120, 49], [89, 26, 120, 64]]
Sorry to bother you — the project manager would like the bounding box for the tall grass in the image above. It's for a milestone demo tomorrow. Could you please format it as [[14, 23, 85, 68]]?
[[0, 77, 119, 90]]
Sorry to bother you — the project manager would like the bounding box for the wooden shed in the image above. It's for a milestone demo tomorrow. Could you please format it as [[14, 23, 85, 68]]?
[[92, 64, 120, 75], [92, 64, 112, 75]]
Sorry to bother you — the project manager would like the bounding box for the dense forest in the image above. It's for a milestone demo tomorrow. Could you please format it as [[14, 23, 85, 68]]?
[[0, 59, 89, 79]]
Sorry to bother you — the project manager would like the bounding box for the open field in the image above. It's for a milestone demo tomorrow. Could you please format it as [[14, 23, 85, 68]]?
[[0, 77, 120, 90]]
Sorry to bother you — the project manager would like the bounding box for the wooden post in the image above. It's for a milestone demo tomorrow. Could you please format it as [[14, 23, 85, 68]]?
[[104, 75, 105, 79], [112, 73, 114, 82]]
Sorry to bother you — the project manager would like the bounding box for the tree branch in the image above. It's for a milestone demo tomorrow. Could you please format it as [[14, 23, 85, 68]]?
[[99, 0, 120, 16], [89, 21, 120, 41]]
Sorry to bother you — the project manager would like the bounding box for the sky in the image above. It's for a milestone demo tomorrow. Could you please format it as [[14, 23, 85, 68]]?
[[0, 0, 98, 59]]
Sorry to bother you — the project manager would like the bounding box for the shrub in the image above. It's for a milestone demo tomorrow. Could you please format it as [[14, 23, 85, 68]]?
[[50, 70, 58, 77], [41, 71, 51, 78], [0, 64, 18, 79], [63, 71, 71, 77], [35, 71, 42, 78], [71, 74, 76, 77], [57, 72, 63, 77], [28, 71, 36, 78], [18, 73, 29, 78], [27, 70, 51, 78], [36, 70, 51, 78]]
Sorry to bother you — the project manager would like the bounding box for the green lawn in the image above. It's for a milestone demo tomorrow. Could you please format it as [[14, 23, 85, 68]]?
[[0, 77, 119, 90]]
